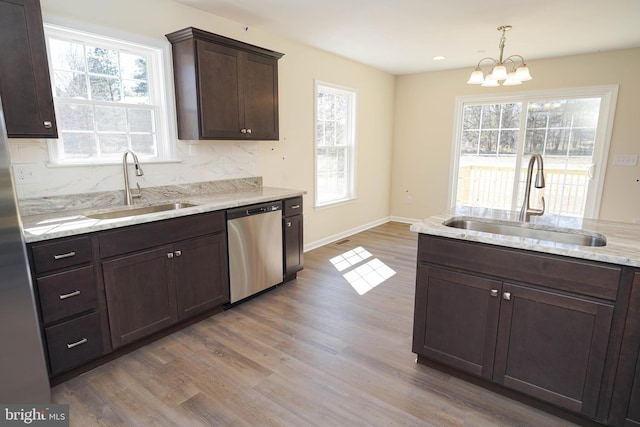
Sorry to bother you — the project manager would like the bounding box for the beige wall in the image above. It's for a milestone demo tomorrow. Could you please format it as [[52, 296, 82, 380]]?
[[29, 0, 396, 246], [391, 48, 640, 223]]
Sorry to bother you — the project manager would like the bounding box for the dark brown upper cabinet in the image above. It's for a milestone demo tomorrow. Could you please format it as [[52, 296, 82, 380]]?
[[0, 0, 57, 138], [166, 27, 283, 141]]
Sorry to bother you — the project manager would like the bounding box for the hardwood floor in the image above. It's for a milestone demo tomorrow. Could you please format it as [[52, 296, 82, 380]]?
[[52, 222, 578, 426]]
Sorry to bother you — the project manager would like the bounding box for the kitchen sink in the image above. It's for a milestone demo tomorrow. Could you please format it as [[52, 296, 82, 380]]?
[[443, 217, 607, 247], [84, 203, 197, 220]]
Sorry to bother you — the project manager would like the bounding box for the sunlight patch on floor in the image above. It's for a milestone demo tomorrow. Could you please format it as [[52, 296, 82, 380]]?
[[330, 246, 396, 295]]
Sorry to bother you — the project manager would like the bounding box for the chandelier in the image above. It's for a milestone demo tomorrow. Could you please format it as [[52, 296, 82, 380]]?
[[467, 25, 532, 87]]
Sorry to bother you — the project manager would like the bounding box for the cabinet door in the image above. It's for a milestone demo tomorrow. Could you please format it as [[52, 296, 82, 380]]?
[[412, 266, 501, 379], [610, 272, 640, 427], [174, 233, 229, 320], [103, 246, 177, 348], [284, 214, 303, 277], [196, 40, 243, 139], [494, 283, 614, 418], [0, 0, 57, 138], [243, 52, 279, 140]]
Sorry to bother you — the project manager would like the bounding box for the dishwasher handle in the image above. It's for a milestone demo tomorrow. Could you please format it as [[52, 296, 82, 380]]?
[[246, 207, 267, 215]]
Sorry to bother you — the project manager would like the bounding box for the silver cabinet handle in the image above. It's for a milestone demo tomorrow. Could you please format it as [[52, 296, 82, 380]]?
[[286, 221, 292, 227], [241, 129, 247, 134], [167, 253, 174, 259], [503, 292, 512, 301], [67, 338, 88, 349], [43, 121, 53, 129], [53, 251, 76, 260], [59, 290, 81, 300], [174, 250, 182, 257], [490, 289, 499, 297], [291, 205, 300, 209], [246, 128, 252, 134]]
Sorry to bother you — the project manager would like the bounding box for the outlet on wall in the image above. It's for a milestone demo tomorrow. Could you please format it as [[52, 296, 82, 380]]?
[[13, 164, 39, 184]]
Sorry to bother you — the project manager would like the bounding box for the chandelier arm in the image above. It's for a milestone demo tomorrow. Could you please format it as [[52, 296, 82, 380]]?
[[475, 57, 499, 69], [504, 54, 526, 67]]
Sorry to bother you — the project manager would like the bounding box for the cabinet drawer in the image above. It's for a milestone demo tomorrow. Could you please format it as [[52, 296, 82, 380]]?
[[31, 236, 92, 274], [284, 197, 303, 217], [45, 311, 103, 375], [37, 266, 97, 325], [98, 211, 225, 258]]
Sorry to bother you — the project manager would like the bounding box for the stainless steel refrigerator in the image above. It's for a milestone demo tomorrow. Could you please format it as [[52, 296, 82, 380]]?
[[0, 98, 51, 403]]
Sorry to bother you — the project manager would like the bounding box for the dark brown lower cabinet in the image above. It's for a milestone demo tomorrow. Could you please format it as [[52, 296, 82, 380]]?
[[103, 246, 177, 348], [610, 272, 640, 426], [174, 233, 229, 320], [412, 266, 501, 379], [413, 235, 624, 423], [493, 283, 613, 418]]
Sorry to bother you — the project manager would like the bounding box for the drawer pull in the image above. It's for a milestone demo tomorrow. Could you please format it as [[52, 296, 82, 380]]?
[[286, 221, 292, 227], [503, 292, 512, 301], [67, 338, 88, 349], [490, 289, 499, 297], [175, 250, 182, 257], [44, 121, 53, 129], [290, 204, 300, 209], [167, 253, 174, 259], [53, 251, 76, 260], [59, 290, 81, 300]]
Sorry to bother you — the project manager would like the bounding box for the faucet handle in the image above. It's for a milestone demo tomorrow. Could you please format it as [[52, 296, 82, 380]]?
[[540, 196, 545, 215]]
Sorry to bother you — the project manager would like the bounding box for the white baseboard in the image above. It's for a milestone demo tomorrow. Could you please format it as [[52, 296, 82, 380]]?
[[389, 216, 420, 224], [304, 217, 391, 252]]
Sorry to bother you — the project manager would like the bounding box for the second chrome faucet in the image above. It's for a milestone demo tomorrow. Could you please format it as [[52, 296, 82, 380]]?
[[123, 150, 144, 205], [519, 153, 545, 222]]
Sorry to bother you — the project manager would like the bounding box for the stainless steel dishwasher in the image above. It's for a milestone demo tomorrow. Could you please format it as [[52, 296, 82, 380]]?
[[227, 201, 283, 303]]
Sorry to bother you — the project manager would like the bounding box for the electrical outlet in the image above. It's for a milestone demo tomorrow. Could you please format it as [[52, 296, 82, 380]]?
[[613, 154, 638, 166], [13, 164, 39, 184]]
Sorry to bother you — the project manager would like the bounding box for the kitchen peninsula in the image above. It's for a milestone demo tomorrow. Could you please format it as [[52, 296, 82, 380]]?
[[411, 208, 640, 426]]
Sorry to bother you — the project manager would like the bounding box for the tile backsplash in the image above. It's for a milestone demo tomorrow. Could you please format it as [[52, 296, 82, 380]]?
[[8, 138, 260, 199]]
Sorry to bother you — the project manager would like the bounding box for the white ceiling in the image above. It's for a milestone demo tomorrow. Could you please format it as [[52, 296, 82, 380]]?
[[175, 0, 640, 75]]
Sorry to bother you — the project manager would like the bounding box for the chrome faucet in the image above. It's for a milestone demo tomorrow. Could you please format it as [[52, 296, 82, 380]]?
[[122, 150, 144, 205], [519, 153, 545, 222]]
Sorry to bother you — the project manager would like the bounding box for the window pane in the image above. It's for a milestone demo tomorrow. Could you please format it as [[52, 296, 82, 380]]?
[[89, 76, 121, 101], [120, 53, 147, 80], [49, 39, 85, 72], [95, 106, 127, 131], [61, 132, 96, 159], [456, 102, 522, 209], [98, 134, 128, 155], [86, 47, 119, 76], [128, 109, 154, 133], [122, 80, 149, 104], [57, 104, 94, 131], [131, 134, 155, 155], [53, 70, 88, 99]]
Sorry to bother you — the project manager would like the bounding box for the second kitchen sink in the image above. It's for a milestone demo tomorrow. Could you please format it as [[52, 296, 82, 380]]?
[[443, 216, 607, 247]]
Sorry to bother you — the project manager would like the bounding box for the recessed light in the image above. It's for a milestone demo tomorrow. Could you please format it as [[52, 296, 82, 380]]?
[[433, 56, 446, 61]]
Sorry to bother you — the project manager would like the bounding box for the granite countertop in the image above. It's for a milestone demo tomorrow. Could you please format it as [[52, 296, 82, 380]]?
[[21, 182, 305, 243], [411, 207, 640, 268]]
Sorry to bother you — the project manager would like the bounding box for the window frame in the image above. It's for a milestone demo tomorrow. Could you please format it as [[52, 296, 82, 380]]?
[[314, 80, 358, 208], [43, 21, 176, 166], [449, 85, 618, 219]]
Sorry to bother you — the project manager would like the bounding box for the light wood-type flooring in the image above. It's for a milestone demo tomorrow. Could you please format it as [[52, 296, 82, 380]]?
[[52, 222, 579, 426]]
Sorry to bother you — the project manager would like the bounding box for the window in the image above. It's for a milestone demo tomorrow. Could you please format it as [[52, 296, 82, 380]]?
[[315, 82, 357, 207], [44, 24, 172, 164], [450, 86, 618, 218]]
